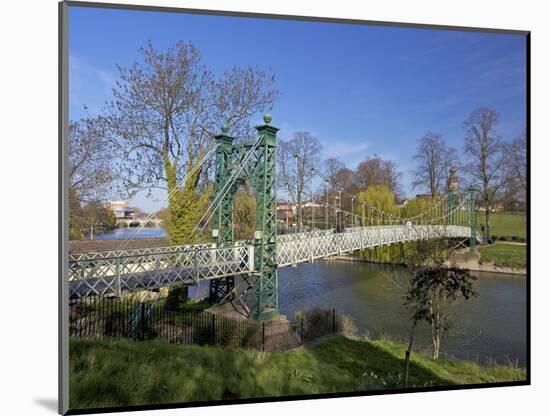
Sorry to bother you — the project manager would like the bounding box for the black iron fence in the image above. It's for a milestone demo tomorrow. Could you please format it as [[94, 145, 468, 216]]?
[[69, 297, 345, 352]]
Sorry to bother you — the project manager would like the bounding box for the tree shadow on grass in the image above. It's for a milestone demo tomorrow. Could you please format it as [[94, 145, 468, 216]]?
[[68, 336, 457, 411], [308, 336, 454, 391]]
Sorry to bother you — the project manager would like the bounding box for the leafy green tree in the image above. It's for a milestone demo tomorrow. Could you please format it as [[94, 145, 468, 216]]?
[[400, 196, 442, 223], [233, 187, 256, 240], [69, 196, 117, 240], [355, 185, 399, 225], [404, 265, 477, 360]]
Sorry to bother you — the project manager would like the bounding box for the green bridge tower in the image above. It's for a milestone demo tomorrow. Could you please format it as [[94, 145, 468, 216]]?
[[211, 114, 279, 320]]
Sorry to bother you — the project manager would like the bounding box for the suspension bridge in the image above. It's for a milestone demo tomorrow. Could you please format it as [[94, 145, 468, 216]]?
[[68, 115, 480, 320]]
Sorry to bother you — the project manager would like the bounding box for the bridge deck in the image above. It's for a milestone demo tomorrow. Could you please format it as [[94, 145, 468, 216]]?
[[68, 225, 478, 297]]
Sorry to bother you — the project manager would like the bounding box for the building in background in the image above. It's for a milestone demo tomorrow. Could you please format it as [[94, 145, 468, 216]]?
[[109, 201, 134, 219]]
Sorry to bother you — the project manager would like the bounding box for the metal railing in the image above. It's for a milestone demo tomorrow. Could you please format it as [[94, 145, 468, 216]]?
[[69, 244, 253, 298], [69, 296, 343, 352], [69, 225, 478, 297]]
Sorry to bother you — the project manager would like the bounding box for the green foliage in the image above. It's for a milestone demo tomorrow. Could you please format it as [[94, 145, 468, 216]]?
[[191, 316, 262, 349], [479, 243, 526, 269], [401, 196, 437, 219], [360, 242, 417, 264], [404, 267, 477, 324], [359, 238, 453, 266], [69, 188, 118, 240], [164, 285, 189, 311], [69, 336, 526, 408], [164, 158, 213, 245], [234, 187, 256, 240], [354, 371, 408, 391], [404, 266, 477, 359], [355, 185, 399, 224], [293, 308, 357, 341]]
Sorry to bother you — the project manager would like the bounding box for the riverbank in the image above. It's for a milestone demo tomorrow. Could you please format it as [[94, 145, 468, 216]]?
[[329, 245, 527, 276], [69, 336, 526, 409]]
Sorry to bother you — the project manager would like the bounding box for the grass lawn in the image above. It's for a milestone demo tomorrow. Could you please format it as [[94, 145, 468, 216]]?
[[478, 211, 526, 240], [69, 336, 526, 410], [479, 243, 527, 269]]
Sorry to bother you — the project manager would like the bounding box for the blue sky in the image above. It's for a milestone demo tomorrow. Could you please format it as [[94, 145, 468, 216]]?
[[69, 6, 527, 213]]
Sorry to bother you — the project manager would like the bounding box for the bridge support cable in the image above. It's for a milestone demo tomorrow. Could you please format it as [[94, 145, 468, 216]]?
[[117, 144, 219, 250]]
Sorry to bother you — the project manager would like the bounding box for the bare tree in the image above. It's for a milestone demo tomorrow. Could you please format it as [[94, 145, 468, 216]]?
[[106, 41, 277, 243], [68, 117, 117, 202], [355, 155, 403, 199], [278, 132, 322, 231], [463, 107, 505, 241], [323, 157, 345, 190], [412, 132, 459, 197], [502, 128, 527, 209]]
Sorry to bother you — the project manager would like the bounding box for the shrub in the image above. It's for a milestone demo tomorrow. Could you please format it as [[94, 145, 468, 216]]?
[[164, 285, 189, 311], [294, 308, 358, 342], [191, 313, 261, 349]]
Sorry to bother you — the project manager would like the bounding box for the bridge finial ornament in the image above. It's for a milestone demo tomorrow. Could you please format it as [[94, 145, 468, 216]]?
[[221, 124, 229, 134], [263, 113, 272, 124]]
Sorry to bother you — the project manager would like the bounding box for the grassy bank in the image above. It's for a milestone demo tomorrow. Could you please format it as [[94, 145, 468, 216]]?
[[479, 211, 526, 241], [69, 336, 525, 409], [479, 243, 526, 269]]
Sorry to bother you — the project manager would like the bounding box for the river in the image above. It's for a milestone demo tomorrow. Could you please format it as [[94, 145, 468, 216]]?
[[194, 260, 526, 366], [279, 261, 526, 366], [86, 227, 167, 240]]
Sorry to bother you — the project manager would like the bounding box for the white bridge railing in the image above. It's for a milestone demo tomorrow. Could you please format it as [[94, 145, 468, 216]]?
[[277, 225, 475, 266], [68, 225, 476, 297]]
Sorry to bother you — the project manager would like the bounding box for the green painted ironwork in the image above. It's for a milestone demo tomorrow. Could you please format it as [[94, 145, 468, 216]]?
[[210, 125, 237, 303], [211, 114, 280, 320], [447, 187, 455, 225], [252, 115, 279, 320], [213, 125, 236, 245]]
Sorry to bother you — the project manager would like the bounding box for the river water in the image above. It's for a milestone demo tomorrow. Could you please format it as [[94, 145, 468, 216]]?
[[277, 261, 526, 366], [87, 227, 167, 240], [193, 261, 526, 366]]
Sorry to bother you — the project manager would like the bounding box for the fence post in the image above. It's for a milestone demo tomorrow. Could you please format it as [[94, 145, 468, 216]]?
[[181, 310, 184, 345], [300, 318, 304, 344], [262, 322, 266, 351], [332, 308, 336, 335], [140, 302, 145, 341], [211, 314, 216, 345]]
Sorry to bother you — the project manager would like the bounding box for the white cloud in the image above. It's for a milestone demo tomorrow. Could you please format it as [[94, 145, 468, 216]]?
[[69, 54, 115, 117]]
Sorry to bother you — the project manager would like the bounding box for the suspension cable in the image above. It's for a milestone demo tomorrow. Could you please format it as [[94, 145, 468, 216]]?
[[118, 144, 218, 249]]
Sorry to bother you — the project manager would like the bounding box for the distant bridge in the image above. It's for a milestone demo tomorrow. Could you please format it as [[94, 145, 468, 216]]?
[[116, 218, 162, 228]]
